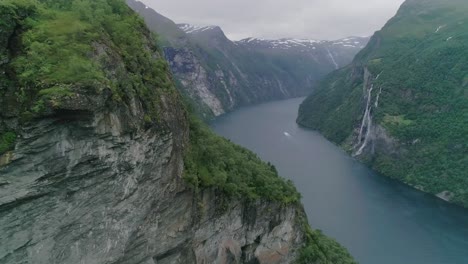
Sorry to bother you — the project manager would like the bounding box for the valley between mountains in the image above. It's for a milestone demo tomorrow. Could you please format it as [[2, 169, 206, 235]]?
[[0, 0, 466, 263]]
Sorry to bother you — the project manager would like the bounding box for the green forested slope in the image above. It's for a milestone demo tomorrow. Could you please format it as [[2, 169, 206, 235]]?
[[298, 0, 468, 207]]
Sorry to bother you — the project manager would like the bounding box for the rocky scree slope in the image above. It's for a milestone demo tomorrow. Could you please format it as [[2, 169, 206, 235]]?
[[127, 0, 368, 119], [0, 0, 356, 263], [298, 0, 468, 207]]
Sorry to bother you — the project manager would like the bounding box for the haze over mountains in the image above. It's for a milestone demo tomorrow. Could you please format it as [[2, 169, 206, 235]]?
[[128, 0, 369, 118], [139, 0, 405, 41]]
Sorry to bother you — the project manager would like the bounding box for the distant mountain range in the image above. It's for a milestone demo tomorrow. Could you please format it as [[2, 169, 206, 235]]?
[[235, 36, 368, 70], [236, 37, 366, 50], [127, 0, 369, 119]]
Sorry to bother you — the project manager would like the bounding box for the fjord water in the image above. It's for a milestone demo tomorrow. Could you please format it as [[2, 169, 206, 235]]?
[[211, 98, 468, 264]]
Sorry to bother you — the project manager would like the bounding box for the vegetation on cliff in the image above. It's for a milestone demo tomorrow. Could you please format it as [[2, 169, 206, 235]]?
[[298, 0, 468, 206], [0, 0, 175, 130], [184, 115, 356, 263], [0, 132, 16, 154], [298, 230, 357, 264], [184, 115, 301, 204], [0, 0, 357, 262]]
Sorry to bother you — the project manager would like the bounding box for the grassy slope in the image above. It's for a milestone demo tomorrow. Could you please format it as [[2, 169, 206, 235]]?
[[298, 0, 468, 206]]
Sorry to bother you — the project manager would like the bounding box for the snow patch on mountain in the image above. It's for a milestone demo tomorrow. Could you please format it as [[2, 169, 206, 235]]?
[[435, 25, 446, 33], [178, 24, 218, 34], [175, 23, 368, 51], [236, 36, 368, 51], [237, 38, 323, 49]]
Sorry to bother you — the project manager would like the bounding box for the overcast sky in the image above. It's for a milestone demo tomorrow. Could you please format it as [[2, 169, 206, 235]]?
[[140, 0, 405, 41]]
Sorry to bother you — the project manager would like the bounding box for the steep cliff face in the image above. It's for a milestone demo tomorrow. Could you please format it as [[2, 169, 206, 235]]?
[[0, 81, 304, 264], [127, 0, 368, 119], [298, 0, 468, 207], [0, 109, 304, 264], [0, 1, 356, 263], [163, 47, 228, 116]]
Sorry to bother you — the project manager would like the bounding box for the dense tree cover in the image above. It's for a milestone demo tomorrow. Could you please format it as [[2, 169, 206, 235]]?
[[184, 115, 301, 204], [297, 66, 364, 144], [297, 228, 357, 264], [298, 0, 468, 206]]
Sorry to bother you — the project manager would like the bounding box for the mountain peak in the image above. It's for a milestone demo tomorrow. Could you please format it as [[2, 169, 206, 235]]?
[[177, 23, 221, 34]]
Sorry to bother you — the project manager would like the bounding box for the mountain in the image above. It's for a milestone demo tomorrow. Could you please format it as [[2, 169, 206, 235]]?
[[298, 0, 468, 207], [0, 0, 355, 263], [235, 36, 368, 69], [127, 0, 369, 119]]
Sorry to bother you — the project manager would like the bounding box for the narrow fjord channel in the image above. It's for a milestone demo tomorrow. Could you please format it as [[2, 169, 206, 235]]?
[[211, 97, 468, 264]]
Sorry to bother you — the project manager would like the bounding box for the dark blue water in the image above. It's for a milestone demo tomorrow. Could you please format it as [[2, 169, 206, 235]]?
[[211, 97, 468, 264]]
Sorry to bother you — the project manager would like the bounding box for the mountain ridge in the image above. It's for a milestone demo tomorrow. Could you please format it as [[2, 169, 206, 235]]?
[[177, 23, 368, 51], [127, 0, 369, 119]]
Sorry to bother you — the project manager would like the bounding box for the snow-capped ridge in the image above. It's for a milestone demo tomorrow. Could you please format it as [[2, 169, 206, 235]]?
[[178, 23, 219, 34], [236, 36, 369, 50], [236, 38, 324, 50], [328, 36, 369, 48]]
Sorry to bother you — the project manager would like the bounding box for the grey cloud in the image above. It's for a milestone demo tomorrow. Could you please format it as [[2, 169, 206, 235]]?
[[140, 0, 405, 40]]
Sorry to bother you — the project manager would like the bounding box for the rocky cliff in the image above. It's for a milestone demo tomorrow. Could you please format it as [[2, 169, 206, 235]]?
[[0, 1, 356, 263], [127, 0, 368, 119], [298, 0, 468, 207]]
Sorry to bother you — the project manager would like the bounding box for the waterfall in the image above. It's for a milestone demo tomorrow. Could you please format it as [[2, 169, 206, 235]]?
[[357, 84, 374, 146], [355, 107, 372, 156], [375, 85, 383, 108], [354, 70, 383, 156], [375, 71, 383, 80], [374, 71, 383, 108], [326, 48, 339, 70]]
